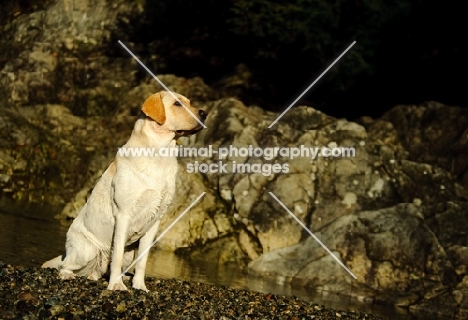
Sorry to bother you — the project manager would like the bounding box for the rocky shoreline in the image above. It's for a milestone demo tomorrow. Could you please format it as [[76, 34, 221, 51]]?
[[0, 262, 385, 319]]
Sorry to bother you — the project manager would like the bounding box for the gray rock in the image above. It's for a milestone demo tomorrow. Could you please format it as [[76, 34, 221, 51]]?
[[192, 98, 467, 317], [361, 101, 468, 189]]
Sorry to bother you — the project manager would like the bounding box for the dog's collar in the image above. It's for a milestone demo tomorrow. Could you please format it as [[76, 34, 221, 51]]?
[[141, 113, 200, 140], [173, 131, 184, 140]]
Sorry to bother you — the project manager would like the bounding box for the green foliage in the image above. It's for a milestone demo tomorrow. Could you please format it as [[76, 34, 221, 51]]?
[[228, 0, 413, 78], [229, 0, 335, 52], [127, 0, 461, 118]]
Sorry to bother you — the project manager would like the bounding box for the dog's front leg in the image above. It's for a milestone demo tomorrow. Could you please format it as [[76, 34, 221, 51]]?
[[108, 214, 130, 290], [132, 220, 161, 292]]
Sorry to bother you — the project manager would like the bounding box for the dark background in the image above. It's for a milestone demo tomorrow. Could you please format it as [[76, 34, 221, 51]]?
[[5, 0, 468, 120]]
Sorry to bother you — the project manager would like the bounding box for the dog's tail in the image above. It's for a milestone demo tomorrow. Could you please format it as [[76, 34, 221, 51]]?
[[42, 254, 65, 269]]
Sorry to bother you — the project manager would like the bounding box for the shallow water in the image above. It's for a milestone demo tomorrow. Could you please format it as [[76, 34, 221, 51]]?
[[0, 199, 418, 319]]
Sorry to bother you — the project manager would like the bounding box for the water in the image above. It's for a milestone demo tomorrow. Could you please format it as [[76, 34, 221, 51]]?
[[0, 199, 416, 319]]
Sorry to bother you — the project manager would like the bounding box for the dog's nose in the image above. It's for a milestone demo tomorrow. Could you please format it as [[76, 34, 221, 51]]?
[[199, 110, 207, 121]]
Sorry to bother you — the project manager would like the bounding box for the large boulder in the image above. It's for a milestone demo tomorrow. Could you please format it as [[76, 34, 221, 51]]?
[[0, 0, 218, 205], [175, 99, 468, 318]]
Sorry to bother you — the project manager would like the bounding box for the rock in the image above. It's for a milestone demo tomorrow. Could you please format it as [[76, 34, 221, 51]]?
[[0, 0, 138, 109], [0, 107, 87, 203], [193, 98, 467, 317], [248, 203, 459, 311], [447, 246, 468, 275], [238, 229, 261, 260], [0, 173, 11, 186], [363, 101, 468, 189]]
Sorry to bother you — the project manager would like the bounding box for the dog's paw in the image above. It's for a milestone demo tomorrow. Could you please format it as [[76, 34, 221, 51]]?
[[108, 282, 128, 291], [87, 274, 100, 281], [132, 283, 149, 293], [59, 269, 75, 280]]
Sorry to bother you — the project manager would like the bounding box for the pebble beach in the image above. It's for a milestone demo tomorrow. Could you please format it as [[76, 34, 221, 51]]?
[[0, 262, 386, 320]]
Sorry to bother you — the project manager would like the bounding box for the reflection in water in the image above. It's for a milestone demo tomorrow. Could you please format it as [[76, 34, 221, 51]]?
[[0, 202, 413, 319], [0, 201, 68, 266], [145, 250, 412, 319]]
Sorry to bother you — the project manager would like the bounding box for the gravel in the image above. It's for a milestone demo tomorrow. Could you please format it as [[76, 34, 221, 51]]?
[[0, 261, 385, 319]]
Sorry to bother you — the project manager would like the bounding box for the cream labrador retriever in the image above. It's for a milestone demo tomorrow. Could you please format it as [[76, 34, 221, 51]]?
[[42, 91, 206, 291]]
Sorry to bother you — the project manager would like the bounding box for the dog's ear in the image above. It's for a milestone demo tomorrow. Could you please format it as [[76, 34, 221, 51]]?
[[142, 93, 166, 125]]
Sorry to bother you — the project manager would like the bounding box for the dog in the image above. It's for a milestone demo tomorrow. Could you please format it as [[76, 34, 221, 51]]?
[[42, 91, 206, 291]]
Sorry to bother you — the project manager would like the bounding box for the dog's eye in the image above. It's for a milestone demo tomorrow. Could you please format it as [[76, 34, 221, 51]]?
[[174, 101, 182, 106]]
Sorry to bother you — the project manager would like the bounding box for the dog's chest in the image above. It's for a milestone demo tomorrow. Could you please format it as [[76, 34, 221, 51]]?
[[115, 157, 178, 244]]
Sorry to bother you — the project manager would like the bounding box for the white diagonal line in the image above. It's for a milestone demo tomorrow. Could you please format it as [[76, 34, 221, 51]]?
[[268, 192, 357, 279], [118, 192, 206, 280], [118, 40, 207, 129], [268, 41, 356, 128]]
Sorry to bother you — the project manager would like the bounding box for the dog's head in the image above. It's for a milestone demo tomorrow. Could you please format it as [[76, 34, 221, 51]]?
[[141, 91, 206, 137]]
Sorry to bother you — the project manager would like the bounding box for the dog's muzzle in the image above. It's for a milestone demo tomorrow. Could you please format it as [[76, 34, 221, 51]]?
[[175, 110, 207, 137]]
